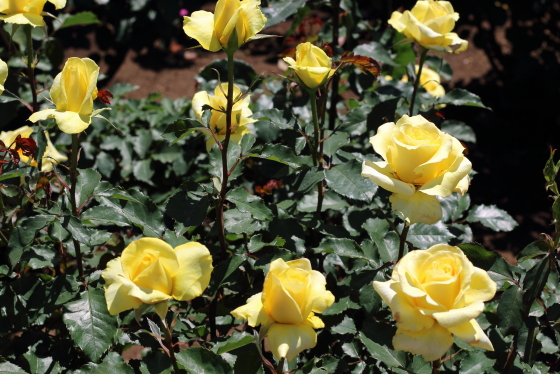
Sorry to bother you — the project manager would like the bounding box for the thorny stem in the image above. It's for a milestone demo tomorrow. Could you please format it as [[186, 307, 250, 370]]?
[[409, 47, 428, 116], [70, 134, 84, 281], [432, 359, 441, 374], [397, 224, 410, 261], [216, 52, 236, 259], [309, 90, 324, 213], [24, 25, 38, 113], [328, 0, 340, 131], [275, 357, 286, 374], [160, 315, 181, 374]]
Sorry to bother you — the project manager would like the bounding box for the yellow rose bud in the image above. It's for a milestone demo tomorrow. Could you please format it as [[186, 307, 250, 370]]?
[[183, 0, 267, 53], [361, 114, 471, 225], [192, 83, 254, 152], [28, 57, 100, 134], [388, 0, 468, 53], [283, 42, 336, 91], [0, 58, 7, 95], [102, 238, 213, 315], [373, 244, 497, 361], [0, 0, 66, 27], [231, 258, 335, 362], [0, 125, 67, 172]]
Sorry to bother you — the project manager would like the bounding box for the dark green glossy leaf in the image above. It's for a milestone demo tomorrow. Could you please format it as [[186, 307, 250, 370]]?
[[458, 243, 499, 271], [214, 332, 254, 354], [226, 188, 273, 221], [175, 347, 233, 374], [284, 167, 324, 194], [354, 42, 397, 67], [438, 89, 489, 109], [322, 131, 349, 157], [262, 0, 307, 29], [325, 159, 376, 202], [467, 204, 518, 232], [165, 184, 210, 228], [8, 215, 57, 266], [60, 11, 100, 28], [250, 144, 302, 169], [251, 108, 296, 130], [161, 119, 205, 145], [441, 120, 477, 143], [0, 362, 27, 373], [75, 168, 102, 208], [517, 241, 549, 262], [407, 222, 453, 249], [63, 288, 118, 362], [358, 331, 405, 368], [331, 315, 357, 335], [458, 351, 495, 374], [497, 284, 525, 336], [247, 234, 285, 253], [522, 254, 552, 306]]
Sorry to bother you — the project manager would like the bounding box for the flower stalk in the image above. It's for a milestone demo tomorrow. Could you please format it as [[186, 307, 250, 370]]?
[[432, 358, 441, 374], [275, 357, 286, 374], [159, 314, 181, 374], [397, 224, 410, 261], [24, 25, 38, 112], [409, 47, 428, 116], [309, 90, 324, 213], [329, 0, 340, 131], [70, 134, 84, 281]]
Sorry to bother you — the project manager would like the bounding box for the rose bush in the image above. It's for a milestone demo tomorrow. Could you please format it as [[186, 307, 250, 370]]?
[[0, 0, 65, 27], [388, 0, 467, 53], [29, 57, 101, 134], [231, 258, 335, 361], [182, 0, 266, 52], [373, 244, 497, 361], [362, 114, 471, 224], [192, 83, 253, 151], [102, 237, 213, 315], [0, 126, 66, 172], [283, 42, 335, 91]]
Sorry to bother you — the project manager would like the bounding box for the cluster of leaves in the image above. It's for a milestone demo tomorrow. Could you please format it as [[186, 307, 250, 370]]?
[[0, 1, 558, 374]]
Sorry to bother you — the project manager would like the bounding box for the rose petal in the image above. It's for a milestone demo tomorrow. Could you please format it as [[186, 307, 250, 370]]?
[[393, 322, 454, 362], [267, 322, 317, 362]]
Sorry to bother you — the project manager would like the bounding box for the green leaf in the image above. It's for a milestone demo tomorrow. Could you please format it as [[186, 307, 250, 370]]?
[[0, 362, 27, 373], [314, 238, 373, 263], [331, 316, 357, 335], [438, 88, 490, 109], [161, 119, 206, 145], [109, 83, 139, 97], [298, 190, 347, 212], [76, 169, 102, 208], [250, 144, 302, 169], [64, 216, 94, 246], [458, 243, 499, 271], [262, 0, 307, 29], [63, 288, 118, 362], [323, 296, 361, 316], [226, 188, 273, 221], [133, 159, 155, 184], [322, 131, 349, 157], [214, 332, 255, 354], [60, 11, 100, 28], [458, 351, 495, 374], [23, 351, 62, 374], [325, 159, 376, 202], [522, 255, 552, 306], [284, 167, 324, 194], [165, 184, 210, 228], [81, 205, 132, 227], [8, 215, 57, 266], [224, 209, 268, 234], [247, 234, 285, 253], [251, 108, 296, 130], [517, 241, 549, 262], [467, 204, 518, 232], [425, 55, 453, 81], [441, 120, 477, 143], [544, 149, 560, 194], [366, 96, 401, 130], [407, 222, 453, 249], [358, 331, 405, 368], [440, 193, 471, 222], [175, 347, 233, 374], [354, 42, 397, 66], [497, 284, 526, 336], [207, 255, 245, 296]]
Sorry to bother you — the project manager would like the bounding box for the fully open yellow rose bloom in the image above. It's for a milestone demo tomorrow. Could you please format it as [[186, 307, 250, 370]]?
[[29, 57, 99, 134], [0, 126, 67, 172], [231, 258, 335, 361], [373, 244, 496, 361], [102, 238, 213, 315], [192, 83, 253, 152], [183, 0, 266, 53], [361, 114, 471, 225], [0, 0, 66, 27], [283, 42, 336, 91], [388, 0, 467, 53], [0, 58, 7, 95]]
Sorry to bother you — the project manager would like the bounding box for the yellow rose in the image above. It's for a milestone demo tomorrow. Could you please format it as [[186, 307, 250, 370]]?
[[388, 0, 467, 53], [283, 42, 336, 91], [0, 0, 66, 27], [401, 65, 445, 99], [29, 57, 100, 134], [231, 258, 335, 361], [373, 244, 496, 361], [183, 0, 267, 53], [0, 58, 7, 95], [192, 83, 253, 152], [0, 126, 67, 172], [361, 114, 471, 225], [102, 237, 213, 315]]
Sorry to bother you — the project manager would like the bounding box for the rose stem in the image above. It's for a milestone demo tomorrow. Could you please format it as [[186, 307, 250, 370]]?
[[216, 51, 235, 259], [328, 0, 340, 131], [309, 89, 324, 213], [24, 25, 38, 113], [431, 358, 441, 374], [160, 315, 181, 374], [397, 224, 410, 261], [275, 357, 286, 374], [70, 134, 84, 281], [409, 47, 428, 116]]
